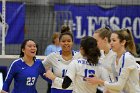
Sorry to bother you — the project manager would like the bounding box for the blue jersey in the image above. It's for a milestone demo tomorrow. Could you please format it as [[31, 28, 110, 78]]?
[[2, 58, 50, 93]]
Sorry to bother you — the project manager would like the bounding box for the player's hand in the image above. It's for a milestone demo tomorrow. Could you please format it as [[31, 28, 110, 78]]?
[[85, 77, 104, 85], [43, 69, 56, 81], [0, 90, 8, 93], [85, 77, 99, 84], [104, 89, 112, 93], [45, 66, 51, 70]]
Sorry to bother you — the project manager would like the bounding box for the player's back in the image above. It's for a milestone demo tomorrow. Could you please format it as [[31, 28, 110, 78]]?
[[66, 58, 109, 93]]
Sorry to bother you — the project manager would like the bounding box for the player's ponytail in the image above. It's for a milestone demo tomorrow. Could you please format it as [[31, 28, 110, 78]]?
[[80, 36, 101, 65], [124, 29, 137, 56], [113, 29, 137, 56]]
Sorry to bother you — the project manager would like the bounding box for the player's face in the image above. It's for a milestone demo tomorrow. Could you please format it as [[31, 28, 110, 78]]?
[[93, 33, 105, 50], [22, 40, 37, 58], [59, 35, 73, 52], [110, 33, 124, 52]]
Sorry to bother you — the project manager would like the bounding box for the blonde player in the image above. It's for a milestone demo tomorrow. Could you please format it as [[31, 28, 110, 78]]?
[[93, 27, 116, 82], [85, 29, 140, 93], [43, 26, 82, 93], [93, 27, 117, 93], [62, 36, 110, 93]]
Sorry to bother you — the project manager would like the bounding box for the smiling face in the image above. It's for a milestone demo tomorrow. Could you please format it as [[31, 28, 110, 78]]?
[[22, 40, 37, 58], [59, 34, 73, 52]]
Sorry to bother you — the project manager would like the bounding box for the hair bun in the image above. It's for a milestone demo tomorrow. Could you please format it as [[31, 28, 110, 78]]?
[[61, 25, 70, 33]]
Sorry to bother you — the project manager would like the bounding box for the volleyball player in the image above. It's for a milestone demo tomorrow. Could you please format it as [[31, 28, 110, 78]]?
[[93, 27, 116, 82], [42, 26, 82, 93], [44, 32, 61, 93], [93, 27, 117, 92], [85, 29, 140, 93], [0, 39, 51, 93], [61, 36, 110, 93]]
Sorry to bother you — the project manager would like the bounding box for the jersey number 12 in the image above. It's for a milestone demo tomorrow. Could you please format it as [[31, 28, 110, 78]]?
[[83, 69, 95, 81]]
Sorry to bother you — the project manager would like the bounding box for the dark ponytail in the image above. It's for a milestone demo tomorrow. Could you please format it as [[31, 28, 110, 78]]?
[[80, 36, 101, 65]]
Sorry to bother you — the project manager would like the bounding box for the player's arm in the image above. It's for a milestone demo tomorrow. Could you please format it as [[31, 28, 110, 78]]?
[[43, 70, 72, 89], [104, 56, 136, 90], [85, 66, 110, 84], [43, 69, 64, 87], [85, 67, 130, 91], [0, 90, 8, 93], [39, 61, 52, 84], [103, 66, 132, 90], [86, 57, 135, 91], [44, 60, 77, 88], [2, 62, 16, 92]]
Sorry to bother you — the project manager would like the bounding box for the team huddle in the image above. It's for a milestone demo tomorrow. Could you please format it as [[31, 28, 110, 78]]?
[[0, 26, 140, 93]]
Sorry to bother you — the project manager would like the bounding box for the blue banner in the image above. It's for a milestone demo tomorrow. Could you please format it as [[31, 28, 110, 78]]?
[[0, 2, 25, 44], [54, 4, 140, 44]]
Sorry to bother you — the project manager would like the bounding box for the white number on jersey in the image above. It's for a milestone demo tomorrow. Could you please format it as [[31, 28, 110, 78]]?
[[62, 69, 67, 77], [26, 77, 36, 86]]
